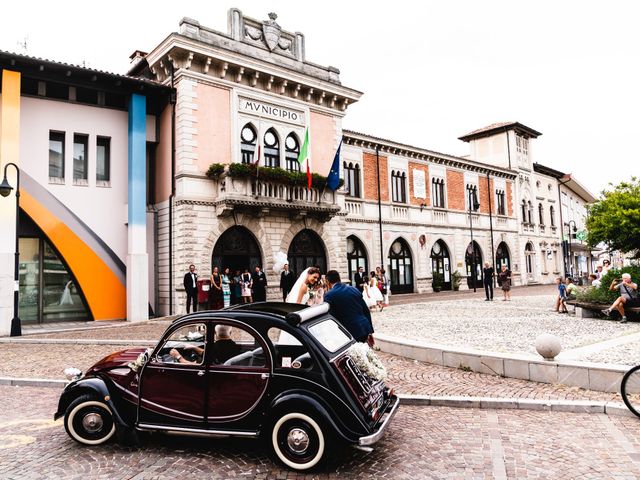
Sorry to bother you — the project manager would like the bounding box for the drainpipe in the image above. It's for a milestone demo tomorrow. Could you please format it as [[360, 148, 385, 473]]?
[[168, 65, 176, 315], [505, 129, 512, 170], [487, 171, 496, 287], [376, 146, 384, 270]]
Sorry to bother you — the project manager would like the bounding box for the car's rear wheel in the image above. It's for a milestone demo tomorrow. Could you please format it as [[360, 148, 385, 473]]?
[[64, 394, 116, 445], [270, 412, 327, 470]]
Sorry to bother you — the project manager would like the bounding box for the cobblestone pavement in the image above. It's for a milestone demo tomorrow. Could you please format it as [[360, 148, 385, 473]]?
[[0, 343, 621, 403], [1, 385, 639, 479], [373, 294, 640, 362]]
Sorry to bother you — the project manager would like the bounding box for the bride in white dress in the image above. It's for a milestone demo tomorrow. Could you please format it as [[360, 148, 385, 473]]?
[[285, 267, 324, 306], [363, 273, 384, 311]]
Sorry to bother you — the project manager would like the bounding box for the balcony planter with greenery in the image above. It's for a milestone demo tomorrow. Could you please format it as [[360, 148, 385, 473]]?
[[432, 272, 444, 292], [208, 163, 344, 190]]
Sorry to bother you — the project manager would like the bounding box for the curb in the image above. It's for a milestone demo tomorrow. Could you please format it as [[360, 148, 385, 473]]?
[[0, 377, 67, 388], [397, 394, 635, 417], [376, 334, 630, 394]]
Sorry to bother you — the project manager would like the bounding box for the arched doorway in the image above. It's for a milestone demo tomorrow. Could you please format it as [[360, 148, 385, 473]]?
[[496, 242, 511, 269], [288, 229, 327, 276], [212, 226, 262, 274], [525, 242, 535, 281], [430, 240, 451, 290], [347, 235, 368, 287], [389, 238, 413, 294], [465, 241, 483, 289]]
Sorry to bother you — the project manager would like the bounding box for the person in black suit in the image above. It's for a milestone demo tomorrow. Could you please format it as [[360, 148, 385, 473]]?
[[483, 262, 494, 301], [183, 264, 198, 313], [251, 266, 267, 302], [353, 266, 366, 292], [324, 270, 374, 346], [280, 263, 296, 301]]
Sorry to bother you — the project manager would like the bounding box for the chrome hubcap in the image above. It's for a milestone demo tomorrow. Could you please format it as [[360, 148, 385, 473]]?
[[286, 428, 310, 454], [82, 412, 104, 433]]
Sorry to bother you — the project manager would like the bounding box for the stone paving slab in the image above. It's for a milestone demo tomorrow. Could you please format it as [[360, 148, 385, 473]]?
[[1, 385, 639, 479]]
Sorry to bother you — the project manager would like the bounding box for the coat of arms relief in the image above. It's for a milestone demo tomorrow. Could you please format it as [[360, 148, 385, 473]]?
[[244, 13, 292, 53]]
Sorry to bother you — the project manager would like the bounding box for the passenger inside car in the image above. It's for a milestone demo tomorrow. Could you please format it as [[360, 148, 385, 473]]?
[[212, 324, 241, 363]]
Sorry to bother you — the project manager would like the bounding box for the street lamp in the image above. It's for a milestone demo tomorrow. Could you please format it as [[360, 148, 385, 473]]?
[[467, 185, 480, 293], [564, 220, 577, 279], [0, 162, 21, 337]]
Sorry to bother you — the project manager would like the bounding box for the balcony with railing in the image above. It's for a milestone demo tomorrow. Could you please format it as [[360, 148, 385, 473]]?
[[391, 205, 409, 220], [345, 199, 362, 216], [213, 174, 340, 220], [432, 209, 448, 224]]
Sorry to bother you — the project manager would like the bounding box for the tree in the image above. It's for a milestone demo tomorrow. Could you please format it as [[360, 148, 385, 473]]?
[[586, 178, 640, 258]]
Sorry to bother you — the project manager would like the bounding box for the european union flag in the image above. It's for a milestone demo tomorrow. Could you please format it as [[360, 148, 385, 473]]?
[[326, 140, 342, 191]]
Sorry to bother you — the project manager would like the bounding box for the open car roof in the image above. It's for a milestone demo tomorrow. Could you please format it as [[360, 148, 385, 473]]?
[[226, 301, 308, 317]]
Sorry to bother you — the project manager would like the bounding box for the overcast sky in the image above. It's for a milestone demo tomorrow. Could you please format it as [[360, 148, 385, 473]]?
[[2, 1, 638, 196]]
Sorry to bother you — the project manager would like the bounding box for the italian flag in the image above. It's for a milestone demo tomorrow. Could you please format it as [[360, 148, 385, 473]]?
[[297, 127, 312, 189]]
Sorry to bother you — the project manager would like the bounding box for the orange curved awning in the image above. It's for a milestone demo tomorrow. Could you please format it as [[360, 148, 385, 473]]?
[[20, 190, 126, 320]]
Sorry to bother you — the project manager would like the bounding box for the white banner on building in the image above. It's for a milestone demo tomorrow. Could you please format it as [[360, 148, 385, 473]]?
[[413, 169, 426, 199]]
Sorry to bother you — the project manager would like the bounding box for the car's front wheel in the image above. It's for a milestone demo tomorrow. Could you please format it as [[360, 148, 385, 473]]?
[[64, 394, 116, 446], [270, 412, 328, 470]]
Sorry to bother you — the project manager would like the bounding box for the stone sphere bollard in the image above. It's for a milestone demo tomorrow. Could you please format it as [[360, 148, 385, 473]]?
[[535, 334, 562, 361]]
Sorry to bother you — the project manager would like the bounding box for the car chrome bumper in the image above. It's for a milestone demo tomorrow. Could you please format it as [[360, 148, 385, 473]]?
[[358, 395, 400, 446]]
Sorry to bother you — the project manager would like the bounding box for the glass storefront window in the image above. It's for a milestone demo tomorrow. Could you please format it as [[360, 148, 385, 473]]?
[[18, 237, 90, 323]]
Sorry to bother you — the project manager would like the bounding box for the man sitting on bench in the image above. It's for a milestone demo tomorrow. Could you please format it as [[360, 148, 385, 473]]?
[[602, 273, 639, 323]]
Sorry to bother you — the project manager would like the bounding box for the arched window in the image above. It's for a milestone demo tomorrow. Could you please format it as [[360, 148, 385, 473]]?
[[465, 241, 483, 288], [527, 201, 533, 224], [343, 162, 361, 198], [549, 205, 555, 227], [347, 236, 368, 286], [212, 226, 263, 274], [525, 242, 535, 276], [240, 124, 257, 164], [391, 170, 406, 203], [521, 200, 527, 222], [285, 133, 300, 172], [389, 238, 413, 293], [496, 242, 510, 269], [538, 203, 545, 225], [495, 190, 506, 215], [432, 178, 445, 208], [288, 229, 327, 275], [430, 240, 451, 290], [466, 184, 479, 211], [263, 128, 280, 168]]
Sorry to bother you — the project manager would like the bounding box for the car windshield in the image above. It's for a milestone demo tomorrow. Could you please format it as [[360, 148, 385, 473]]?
[[307, 319, 351, 353]]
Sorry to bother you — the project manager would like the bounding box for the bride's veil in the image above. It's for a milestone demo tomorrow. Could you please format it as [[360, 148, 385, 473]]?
[[285, 267, 310, 304]]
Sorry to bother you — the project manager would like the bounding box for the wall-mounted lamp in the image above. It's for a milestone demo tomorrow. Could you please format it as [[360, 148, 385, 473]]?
[[420, 203, 427, 212]]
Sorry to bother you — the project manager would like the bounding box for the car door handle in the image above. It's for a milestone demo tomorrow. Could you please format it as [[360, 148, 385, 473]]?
[[197, 370, 205, 376], [261, 373, 269, 380]]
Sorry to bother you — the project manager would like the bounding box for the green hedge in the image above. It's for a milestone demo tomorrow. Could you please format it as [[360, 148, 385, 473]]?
[[576, 264, 640, 304], [209, 163, 344, 190]]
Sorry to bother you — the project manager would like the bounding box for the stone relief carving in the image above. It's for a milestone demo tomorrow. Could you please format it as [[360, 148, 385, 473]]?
[[245, 25, 263, 41], [278, 37, 292, 52]]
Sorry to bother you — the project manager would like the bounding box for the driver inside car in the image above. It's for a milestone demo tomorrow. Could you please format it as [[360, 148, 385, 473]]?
[[169, 345, 204, 364]]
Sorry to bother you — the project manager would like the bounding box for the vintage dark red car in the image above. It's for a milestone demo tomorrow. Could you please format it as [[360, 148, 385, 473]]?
[[54, 302, 399, 470]]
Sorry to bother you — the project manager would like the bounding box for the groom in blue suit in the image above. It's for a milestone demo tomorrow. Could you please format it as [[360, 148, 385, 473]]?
[[324, 270, 375, 346]]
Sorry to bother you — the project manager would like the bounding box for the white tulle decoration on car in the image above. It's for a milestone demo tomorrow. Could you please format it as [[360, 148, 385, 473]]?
[[273, 251, 289, 274]]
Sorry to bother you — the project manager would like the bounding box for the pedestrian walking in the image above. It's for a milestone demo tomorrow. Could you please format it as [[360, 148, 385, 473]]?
[[555, 277, 568, 313], [183, 264, 198, 313], [483, 262, 494, 301]]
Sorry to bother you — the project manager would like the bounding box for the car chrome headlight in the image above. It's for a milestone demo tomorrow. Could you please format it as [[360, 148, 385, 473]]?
[[63, 367, 83, 381]]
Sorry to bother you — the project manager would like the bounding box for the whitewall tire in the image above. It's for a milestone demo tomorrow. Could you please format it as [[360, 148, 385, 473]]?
[[271, 412, 326, 470], [64, 395, 116, 446]]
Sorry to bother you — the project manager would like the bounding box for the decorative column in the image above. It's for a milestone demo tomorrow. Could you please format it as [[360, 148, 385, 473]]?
[[127, 93, 149, 322], [0, 70, 21, 336]]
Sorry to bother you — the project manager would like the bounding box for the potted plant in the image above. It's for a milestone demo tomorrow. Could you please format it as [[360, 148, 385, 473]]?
[[432, 272, 444, 292], [452, 270, 462, 291]]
